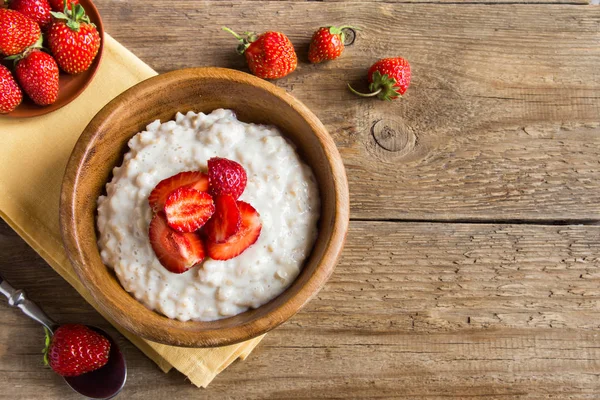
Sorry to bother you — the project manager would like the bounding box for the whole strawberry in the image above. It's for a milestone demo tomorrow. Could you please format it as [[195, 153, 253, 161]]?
[[348, 57, 411, 101], [308, 25, 355, 64], [48, 0, 79, 12], [48, 3, 100, 74], [44, 324, 111, 377], [14, 48, 60, 105], [9, 0, 52, 29], [0, 65, 23, 113], [0, 8, 41, 55], [223, 27, 297, 80]]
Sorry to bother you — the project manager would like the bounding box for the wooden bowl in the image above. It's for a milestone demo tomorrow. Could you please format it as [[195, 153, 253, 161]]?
[[3, 0, 104, 118], [60, 67, 349, 347]]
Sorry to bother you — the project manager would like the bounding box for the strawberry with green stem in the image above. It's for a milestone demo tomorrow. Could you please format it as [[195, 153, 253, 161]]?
[[308, 25, 357, 64], [348, 57, 411, 101], [8, 0, 52, 29], [44, 325, 110, 377], [223, 26, 297, 80], [8, 35, 60, 105], [48, 0, 78, 12], [48, 2, 100, 74], [0, 7, 41, 55]]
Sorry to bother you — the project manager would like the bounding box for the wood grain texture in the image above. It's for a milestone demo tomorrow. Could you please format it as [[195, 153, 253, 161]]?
[[94, 1, 600, 221], [1, 220, 599, 398], [2, 1, 600, 398]]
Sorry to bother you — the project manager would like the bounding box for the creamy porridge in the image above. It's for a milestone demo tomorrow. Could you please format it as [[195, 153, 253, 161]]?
[[97, 109, 320, 321]]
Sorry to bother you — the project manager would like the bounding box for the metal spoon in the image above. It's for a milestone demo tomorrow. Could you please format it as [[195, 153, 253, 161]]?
[[0, 275, 127, 399]]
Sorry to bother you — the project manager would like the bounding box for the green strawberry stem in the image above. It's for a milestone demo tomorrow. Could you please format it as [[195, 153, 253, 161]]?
[[348, 71, 402, 101], [42, 327, 52, 366], [4, 35, 44, 65], [329, 25, 359, 42], [50, 2, 93, 32], [347, 83, 382, 98], [222, 26, 257, 55]]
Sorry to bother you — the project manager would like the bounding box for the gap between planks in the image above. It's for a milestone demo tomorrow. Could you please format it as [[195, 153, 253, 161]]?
[[351, 217, 600, 226]]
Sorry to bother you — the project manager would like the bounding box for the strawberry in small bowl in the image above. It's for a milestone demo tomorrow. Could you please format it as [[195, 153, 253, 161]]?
[[1, 0, 103, 118]]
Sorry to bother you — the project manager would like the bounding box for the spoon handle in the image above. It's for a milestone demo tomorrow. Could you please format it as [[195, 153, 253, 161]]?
[[0, 275, 57, 333]]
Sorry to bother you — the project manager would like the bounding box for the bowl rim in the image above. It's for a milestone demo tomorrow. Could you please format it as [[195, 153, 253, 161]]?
[[60, 67, 349, 347]]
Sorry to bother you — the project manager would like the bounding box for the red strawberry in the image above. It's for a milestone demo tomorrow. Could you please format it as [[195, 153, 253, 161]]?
[[148, 171, 209, 213], [348, 57, 411, 101], [48, 0, 79, 12], [15, 49, 59, 105], [207, 157, 247, 199], [0, 65, 22, 113], [0, 8, 41, 56], [204, 195, 241, 243], [164, 187, 215, 233], [48, 3, 100, 74], [149, 212, 205, 273], [223, 27, 297, 79], [206, 201, 261, 261], [44, 324, 110, 377], [9, 0, 52, 29], [308, 25, 355, 64]]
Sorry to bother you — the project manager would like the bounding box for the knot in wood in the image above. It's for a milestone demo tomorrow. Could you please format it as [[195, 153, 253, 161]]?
[[371, 119, 415, 153], [342, 28, 357, 46]]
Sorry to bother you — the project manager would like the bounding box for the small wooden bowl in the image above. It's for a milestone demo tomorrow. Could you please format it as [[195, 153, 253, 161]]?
[[60, 67, 349, 347], [4, 0, 104, 118]]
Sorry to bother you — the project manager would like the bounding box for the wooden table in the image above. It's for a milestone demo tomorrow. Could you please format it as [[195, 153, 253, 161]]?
[[2, 0, 600, 398]]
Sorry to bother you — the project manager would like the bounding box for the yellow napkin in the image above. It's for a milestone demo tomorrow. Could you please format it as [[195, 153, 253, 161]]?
[[0, 34, 263, 388]]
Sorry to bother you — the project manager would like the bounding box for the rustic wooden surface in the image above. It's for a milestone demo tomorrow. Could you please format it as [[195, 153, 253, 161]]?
[[1, 0, 600, 398]]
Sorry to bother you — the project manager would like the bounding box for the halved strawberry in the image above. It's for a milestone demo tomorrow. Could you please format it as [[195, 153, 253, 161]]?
[[207, 157, 247, 199], [148, 213, 205, 274], [204, 195, 241, 243], [164, 187, 215, 233], [206, 201, 262, 260], [148, 171, 209, 212]]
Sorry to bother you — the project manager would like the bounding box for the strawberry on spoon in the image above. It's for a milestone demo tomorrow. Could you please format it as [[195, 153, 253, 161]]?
[[45, 324, 110, 377], [348, 57, 411, 101], [0, 276, 127, 399]]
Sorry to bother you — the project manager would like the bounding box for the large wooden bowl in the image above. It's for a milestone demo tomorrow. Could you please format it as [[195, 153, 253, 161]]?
[[60, 67, 349, 347]]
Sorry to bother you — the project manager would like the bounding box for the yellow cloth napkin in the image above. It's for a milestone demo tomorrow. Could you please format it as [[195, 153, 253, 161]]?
[[0, 34, 263, 388]]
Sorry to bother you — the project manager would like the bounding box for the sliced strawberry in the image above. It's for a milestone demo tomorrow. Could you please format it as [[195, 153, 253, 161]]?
[[164, 187, 215, 233], [204, 195, 241, 243], [207, 157, 247, 199], [206, 201, 262, 260], [148, 213, 205, 273], [148, 171, 209, 212]]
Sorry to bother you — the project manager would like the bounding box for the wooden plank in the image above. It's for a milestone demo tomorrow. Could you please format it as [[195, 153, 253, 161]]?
[[93, 1, 600, 221], [321, 0, 590, 3], [1, 219, 599, 398]]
